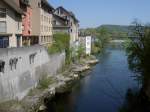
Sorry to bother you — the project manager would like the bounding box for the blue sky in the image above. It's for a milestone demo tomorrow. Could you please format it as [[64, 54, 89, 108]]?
[[49, 0, 150, 28]]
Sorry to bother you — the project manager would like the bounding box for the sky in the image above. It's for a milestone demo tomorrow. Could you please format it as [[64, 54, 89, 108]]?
[[49, 0, 150, 28]]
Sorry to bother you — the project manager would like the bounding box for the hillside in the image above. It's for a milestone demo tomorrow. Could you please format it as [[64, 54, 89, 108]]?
[[98, 25, 129, 33], [80, 25, 130, 39]]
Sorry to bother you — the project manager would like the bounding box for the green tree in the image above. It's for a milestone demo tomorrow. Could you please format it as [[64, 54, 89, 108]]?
[[126, 20, 150, 90], [77, 45, 85, 60], [48, 33, 72, 64]]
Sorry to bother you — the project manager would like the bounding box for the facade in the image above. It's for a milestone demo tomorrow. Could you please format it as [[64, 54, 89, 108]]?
[[29, 0, 54, 47], [13, 0, 35, 46], [20, 0, 36, 46], [0, 0, 23, 48], [79, 36, 92, 55], [52, 14, 70, 34], [55, 6, 79, 47]]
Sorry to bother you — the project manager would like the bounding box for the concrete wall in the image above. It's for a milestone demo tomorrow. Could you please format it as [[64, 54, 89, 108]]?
[[0, 45, 65, 102]]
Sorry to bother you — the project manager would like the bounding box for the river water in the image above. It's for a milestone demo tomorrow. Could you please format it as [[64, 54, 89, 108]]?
[[47, 42, 139, 112]]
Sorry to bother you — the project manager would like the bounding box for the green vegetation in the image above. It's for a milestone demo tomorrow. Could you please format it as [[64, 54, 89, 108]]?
[[48, 33, 70, 54], [80, 24, 129, 40], [76, 45, 85, 61], [80, 25, 132, 54], [80, 26, 112, 54], [48, 33, 73, 64], [126, 20, 150, 90], [98, 25, 129, 39], [91, 41, 101, 54], [37, 75, 55, 90]]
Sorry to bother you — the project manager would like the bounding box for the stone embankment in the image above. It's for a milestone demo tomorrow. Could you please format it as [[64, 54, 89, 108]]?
[[0, 56, 99, 112]]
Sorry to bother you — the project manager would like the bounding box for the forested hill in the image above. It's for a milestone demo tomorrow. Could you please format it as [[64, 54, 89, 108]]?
[[99, 25, 129, 34], [80, 25, 130, 39]]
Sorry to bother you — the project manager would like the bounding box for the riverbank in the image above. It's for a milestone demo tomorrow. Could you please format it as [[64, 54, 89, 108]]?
[[0, 55, 99, 112]]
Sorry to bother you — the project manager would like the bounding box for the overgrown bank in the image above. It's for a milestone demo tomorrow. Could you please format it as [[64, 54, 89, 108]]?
[[0, 33, 99, 112]]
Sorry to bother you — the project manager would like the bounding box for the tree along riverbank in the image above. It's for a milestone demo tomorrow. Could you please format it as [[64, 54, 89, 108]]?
[[0, 55, 99, 112]]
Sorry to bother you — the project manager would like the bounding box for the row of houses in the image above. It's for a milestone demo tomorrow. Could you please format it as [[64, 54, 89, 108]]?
[[0, 0, 79, 48]]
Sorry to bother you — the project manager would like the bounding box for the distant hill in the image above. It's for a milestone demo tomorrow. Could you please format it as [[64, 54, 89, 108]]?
[[80, 25, 131, 39], [98, 25, 130, 34], [97, 25, 130, 39]]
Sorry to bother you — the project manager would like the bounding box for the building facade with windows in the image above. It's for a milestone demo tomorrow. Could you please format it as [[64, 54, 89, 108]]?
[[0, 0, 23, 48], [29, 0, 54, 47], [52, 14, 70, 34], [55, 6, 79, 47], [19, 0, 36, 46]]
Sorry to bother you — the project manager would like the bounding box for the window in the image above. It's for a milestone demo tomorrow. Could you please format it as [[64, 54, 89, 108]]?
[[0, 8, 6, 18], [0, 37, 9, 48], [0, 21, 6, 33], [0, 60, 5, 73], [22, 25, 25, 31]]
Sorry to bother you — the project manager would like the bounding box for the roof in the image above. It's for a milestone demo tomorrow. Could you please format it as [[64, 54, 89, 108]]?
[[53, 14, 68, 23], [2, 0, 24, 15], [69, 11, 79, 22], [56, 6, 79, 23], [41, 0, 55, 11]]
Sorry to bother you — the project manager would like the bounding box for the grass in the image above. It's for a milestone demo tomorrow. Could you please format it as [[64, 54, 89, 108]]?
[[37, 75, 55, 90], [0, 100, 24, 112]]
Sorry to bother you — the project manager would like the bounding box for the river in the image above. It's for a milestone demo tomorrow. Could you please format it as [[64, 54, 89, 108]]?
[[47, 42, 139, 112]]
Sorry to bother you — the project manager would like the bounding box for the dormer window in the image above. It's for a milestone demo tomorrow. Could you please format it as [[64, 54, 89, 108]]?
[[0, 8, 6, 18]]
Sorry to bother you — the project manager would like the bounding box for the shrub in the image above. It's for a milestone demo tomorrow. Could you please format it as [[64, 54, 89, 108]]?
[[38, 75, 54, 89]]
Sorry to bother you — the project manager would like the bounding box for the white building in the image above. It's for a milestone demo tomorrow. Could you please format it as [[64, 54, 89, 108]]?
[[85, 36, 92, 55], [79, 36, 92, 55]]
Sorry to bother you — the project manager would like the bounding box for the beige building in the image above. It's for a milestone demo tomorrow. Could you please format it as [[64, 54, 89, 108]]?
[[55, 7, 79, 47], [0, 0, 23, 48], [29, 0, 54, 47]]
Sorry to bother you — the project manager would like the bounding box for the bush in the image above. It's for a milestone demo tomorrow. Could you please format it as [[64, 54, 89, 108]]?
[[38, 75, 55, 89], [48, 33, 70, 54]]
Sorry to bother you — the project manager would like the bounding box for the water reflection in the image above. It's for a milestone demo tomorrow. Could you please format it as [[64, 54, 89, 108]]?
[[46, 42, 139, 112], [120, 88, 150, 112]]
